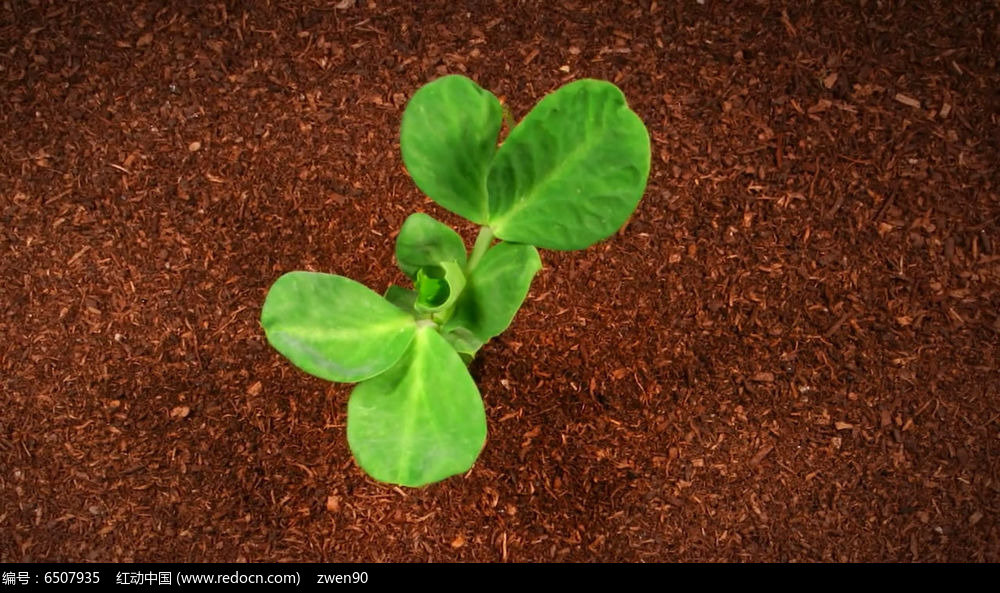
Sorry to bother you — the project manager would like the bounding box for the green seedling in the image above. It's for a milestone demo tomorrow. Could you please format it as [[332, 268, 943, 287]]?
[[261, 75, 650, 487]]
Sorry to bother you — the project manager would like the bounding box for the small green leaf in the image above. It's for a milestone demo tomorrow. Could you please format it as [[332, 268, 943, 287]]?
[[401, 75, 502, 224], [395, 213, 467, 280], [444, 242, 541, 342], [441, 326, 485, 364], [487, 79, 651, 250], [384, 285, 417, 314], [261, 272, 416, 383], [347, 325, 487, 487]]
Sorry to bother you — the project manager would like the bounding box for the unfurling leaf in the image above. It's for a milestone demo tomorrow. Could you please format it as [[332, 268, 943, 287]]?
[[414, 261, 466, 322]]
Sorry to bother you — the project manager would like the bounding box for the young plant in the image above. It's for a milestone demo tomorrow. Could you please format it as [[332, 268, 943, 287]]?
[[261, 75, 650, 487]]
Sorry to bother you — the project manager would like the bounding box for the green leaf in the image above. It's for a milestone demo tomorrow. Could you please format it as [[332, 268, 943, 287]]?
[[261, 272, 416, 383], [444, 242, 541, 342], [395, 213, 467, 281], [347, 325, 487, 487], [400, 75, 502, 224], [384, 285, 417, 314], [486, 79, 651, 250], [441, 326, 485, 364]]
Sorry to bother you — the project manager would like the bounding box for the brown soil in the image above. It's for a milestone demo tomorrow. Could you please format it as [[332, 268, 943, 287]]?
[[2, 0, 998, 562]]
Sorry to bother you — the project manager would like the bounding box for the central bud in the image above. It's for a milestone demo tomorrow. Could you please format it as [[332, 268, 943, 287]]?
[[413, 261, 467, 324]]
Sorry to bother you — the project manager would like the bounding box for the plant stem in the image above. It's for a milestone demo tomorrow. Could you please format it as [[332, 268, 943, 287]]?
[[466, 226, 494, 273]]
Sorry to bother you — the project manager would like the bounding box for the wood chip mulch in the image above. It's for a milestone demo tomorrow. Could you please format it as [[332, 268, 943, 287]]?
[[2, 1, 998, 562]]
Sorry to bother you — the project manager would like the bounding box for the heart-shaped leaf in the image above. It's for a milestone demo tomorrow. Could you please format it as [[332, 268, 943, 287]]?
[[400, 75, 502, 224], [261, 272, 416, 383], [486, 79, 650, 250], [395, 212, 467, 280], [347, 324, 487, 487]]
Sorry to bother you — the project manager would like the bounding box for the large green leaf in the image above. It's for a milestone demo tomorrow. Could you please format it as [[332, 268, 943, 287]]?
[[486, 79, 650, 250], [400, 75, 502, 224], [347, 325, 487, 487], [444, 241, 541, 342], [261, 272, 416, 383], [395, 212, 467, 280]]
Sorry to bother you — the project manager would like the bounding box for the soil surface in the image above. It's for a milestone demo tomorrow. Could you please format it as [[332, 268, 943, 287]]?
[[3, 1, 999, 562]]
